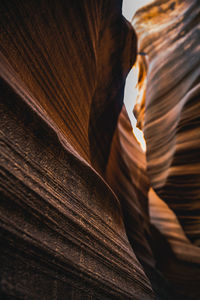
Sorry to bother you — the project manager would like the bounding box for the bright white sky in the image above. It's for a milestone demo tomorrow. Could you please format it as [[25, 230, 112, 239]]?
[[122, 0, 153, 151], [122, 0, 153, 22]]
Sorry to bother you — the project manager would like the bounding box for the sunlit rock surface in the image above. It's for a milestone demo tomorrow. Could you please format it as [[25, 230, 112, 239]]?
[[1, 0, 200, 299], [106, 106, 153, 268], [0, 0, 156, 299], [133, 0, 200, 298], [106, 107, 169, 299], [0, 0, 137, 175], [107, 108, 183, 300]]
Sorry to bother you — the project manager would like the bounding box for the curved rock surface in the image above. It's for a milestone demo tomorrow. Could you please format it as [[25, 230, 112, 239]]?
[[1, 0, 200, 299], [135, 0, 200, 245], [0, 0, 137, 175], [106, 106, 153, 268], [106, 107, 174, 299], [134, 0, 200, 298], [0, 0, 154, 299]]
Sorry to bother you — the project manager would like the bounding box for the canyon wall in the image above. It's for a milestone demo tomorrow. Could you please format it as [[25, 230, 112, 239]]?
[[0, 0, 200, 299], [0, 0, 154, 299], [134, 0, 200, 298]]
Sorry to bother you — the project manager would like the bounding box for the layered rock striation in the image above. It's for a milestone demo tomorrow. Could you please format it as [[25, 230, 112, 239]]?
[[0, 0, 154, 299], [134, 0, 200, 298], [1, 0, 200, 299]]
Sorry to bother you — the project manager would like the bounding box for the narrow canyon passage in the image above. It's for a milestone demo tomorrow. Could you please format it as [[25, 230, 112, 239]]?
[[116, 0, 200, 298], [0, 0, 200, 299]]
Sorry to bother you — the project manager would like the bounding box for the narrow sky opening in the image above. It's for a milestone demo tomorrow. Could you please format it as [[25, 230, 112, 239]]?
[[122, 0, 153, 22], [122, 0, 153, 152]]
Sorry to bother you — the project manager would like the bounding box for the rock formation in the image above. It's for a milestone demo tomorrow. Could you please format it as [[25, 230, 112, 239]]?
[[0, 0, 200, 299], [0, 0, 154, 299], [133, 0, 200, 298]]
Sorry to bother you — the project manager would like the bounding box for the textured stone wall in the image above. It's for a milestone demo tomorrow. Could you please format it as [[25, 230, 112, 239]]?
[[0, 0, 154, 299], [1, 0, 200, 299], [133, 0, 200, 298]]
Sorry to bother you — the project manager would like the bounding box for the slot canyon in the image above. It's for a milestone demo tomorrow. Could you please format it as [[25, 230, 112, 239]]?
[[0, 0, 200, 299]]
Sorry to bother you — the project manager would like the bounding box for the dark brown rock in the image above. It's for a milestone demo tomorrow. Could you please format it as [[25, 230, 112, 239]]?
[[0, 0, 154, 299], [134, 0, 200, 298]]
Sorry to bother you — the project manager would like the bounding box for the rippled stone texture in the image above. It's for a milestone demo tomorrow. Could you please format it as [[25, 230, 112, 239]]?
[[106, 106, 182, 300], [1, 0, 200, 299], [107, 107, 152, 269], [0, 0, 155, 299], [134, 0, 200, 298]]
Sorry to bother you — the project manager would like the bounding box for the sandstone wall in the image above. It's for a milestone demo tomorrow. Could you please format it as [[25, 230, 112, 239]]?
[[0, 0, 154, 299]]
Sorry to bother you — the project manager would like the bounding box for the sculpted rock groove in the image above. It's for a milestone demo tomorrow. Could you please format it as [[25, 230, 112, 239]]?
[[134, 0, 200, 298], [1, 0, 200, 299], [0, 0, 154, 299]]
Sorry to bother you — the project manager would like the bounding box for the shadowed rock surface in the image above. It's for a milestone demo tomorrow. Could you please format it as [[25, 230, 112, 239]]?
[[134, 0, 200, 298], [0, 0, 200, 299], [0, 0, 155, 299]]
